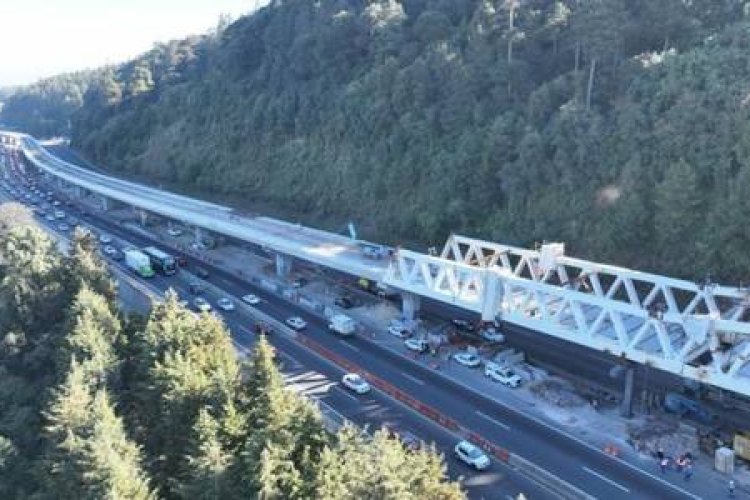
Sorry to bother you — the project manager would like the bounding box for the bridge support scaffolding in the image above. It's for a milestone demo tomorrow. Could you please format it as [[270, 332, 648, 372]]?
[[275, 253, 293, 278]]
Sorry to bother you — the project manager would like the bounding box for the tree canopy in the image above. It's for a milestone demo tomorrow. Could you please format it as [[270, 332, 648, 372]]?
[[0, 220, 462, 498]]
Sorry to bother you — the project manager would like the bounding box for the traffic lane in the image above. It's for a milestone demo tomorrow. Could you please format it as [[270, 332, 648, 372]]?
[[181, 265, 620, 497], [229, 324, 542, 500], [300, 321, 690, 500], [87, 224, 648, 499], [152, 284, 533, 499], [27, 177, 681, 499]]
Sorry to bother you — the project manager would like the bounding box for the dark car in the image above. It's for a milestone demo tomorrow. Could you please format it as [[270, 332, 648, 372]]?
[[334, 296, 355, 309], [195, 267, 209, 279], [188, 282, 204, 294], [451, 319, 475, 332]]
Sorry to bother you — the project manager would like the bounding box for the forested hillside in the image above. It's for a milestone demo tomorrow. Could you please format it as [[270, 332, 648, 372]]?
[[0, 207, 461, 498], [0, 69, 103, 137], [12, 0, 750, 282]]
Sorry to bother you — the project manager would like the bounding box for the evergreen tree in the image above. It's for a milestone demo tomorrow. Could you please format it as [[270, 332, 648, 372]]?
[[57, 286, 122, 386], [130, 291, 239, 495], [180, 408, 236, 499], [65, 227, 117, 307], [82, 390, 155, 499]]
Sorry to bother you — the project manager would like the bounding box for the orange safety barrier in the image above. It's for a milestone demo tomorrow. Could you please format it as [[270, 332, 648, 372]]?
[[603, 444, 620, 457]]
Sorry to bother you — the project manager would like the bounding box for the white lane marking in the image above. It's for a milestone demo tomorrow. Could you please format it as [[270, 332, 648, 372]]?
[[475, 410, 511, 431], [441, 370, 702, 499], [400, 371, 425, 386], [334, 385, 360, 402], [582, 466, 630, 493], [341, 342, 360, 352]]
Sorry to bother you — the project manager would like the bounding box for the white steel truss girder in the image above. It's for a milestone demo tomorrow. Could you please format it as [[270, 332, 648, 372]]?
[[385, 235, 750, 396]]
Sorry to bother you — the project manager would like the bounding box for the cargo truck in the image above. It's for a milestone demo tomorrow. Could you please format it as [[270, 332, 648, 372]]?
[[124, 249, 155, 278], [328, 314, 357, 336]]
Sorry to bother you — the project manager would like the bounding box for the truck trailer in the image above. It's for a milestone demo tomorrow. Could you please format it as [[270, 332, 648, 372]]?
[[124, 249, 155, 278]]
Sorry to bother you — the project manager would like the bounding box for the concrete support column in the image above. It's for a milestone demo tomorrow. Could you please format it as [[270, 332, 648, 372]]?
[[194, 226, 203, 245], [57, 177, 65, 189], [136, 208, 148, 227], [275, 253, 293, 278], [620, 364, 635, 418], [401, 292, 421, 324], [100, 195, 109, 211], [73, 185, 83, 198], [481, 271, 502, 322]]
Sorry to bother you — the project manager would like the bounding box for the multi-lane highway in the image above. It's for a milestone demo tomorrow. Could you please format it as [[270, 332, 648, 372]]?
[[0, 166, 544, 499], [1, 149, 710, 499]]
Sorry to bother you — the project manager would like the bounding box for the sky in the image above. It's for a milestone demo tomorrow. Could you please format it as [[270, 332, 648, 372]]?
[[0, 0, 266, 87]]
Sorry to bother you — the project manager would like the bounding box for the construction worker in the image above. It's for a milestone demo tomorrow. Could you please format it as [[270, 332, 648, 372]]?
[[683, 463, 693, 481], [729, 479, 736, 497]]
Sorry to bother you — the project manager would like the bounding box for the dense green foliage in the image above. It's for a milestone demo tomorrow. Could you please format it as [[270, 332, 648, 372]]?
[[0, 70, 103, 138], [7, 0, 750, 282], [0, 216, 461, 498]]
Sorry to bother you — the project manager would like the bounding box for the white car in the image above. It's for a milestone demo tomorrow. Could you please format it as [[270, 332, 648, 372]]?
[[242, 294, 261, 305], [193, 297, 212, 312], [286, 316, 307, 330], [454, 440, 491, 470], [54, 210, 65, 219], [453, 352, 481, 368], [388, 325, 411, 338], [217, 298, 235, 311], [404, 338, 429, 353], [103, 245, 117, 256], [167, 227, 183, 237], [480, 328, 506, 343], [341, 373, 371, 394], [485, 364, 522, 387], [99, 234, 112, 244]]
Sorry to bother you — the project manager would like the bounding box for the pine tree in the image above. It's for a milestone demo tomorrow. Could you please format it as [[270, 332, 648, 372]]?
[[39, 360, 95, 497], [57, 286, 122, 386], [236, 335, 329, 498], [41, 362, 155, 498], [131, 290, 240, 495], [65, 227, 117, 306], [82, 390, 155, 499], [180, 407, 236, 499]]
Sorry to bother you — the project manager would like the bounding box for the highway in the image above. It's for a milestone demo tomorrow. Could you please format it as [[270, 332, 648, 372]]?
[[52, 196, 696, 499], [2, 149, 706, 499], [0, 169, 543, 499]]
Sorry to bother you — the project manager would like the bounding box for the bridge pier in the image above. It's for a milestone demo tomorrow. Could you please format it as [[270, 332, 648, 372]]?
[[275, 253, 293, 278], [401, 292, 421, 325], [57, 177, 66, 190], [73, 185, 84, 198], [134, 207, 148, 227], [620, 364, 635, 418], [99, 195, 110, 212], [194, 226, 203, 245]]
